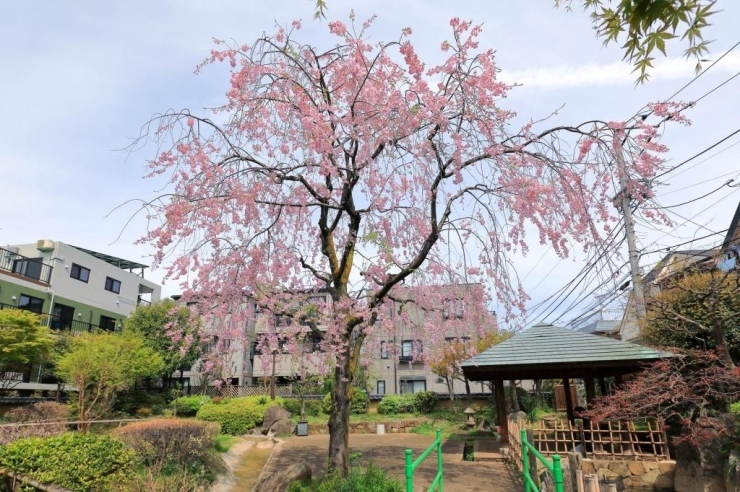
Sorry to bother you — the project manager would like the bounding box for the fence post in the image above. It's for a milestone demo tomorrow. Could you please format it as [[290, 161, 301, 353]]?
[[521, 429, 531, 492], [405, 449, 413, 492], [552, 454, 565, 492], [436, 429, 444, 492]]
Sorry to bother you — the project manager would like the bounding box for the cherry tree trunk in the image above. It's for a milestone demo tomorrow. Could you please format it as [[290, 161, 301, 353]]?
[[327, 347, 353, 476]]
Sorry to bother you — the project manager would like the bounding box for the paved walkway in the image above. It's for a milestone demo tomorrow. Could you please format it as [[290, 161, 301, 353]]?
[[260, 434, 521, 492]]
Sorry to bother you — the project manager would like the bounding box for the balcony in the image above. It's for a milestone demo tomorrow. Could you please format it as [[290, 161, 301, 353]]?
[[0, 247, 53, 285], [0, 303, 108, 334]]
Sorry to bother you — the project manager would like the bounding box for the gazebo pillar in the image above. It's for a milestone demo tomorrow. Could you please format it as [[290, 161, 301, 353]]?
[[493, 376, 508, 443], [598, 376, 608, 396], [562, 377, 575, 423], [584, 375, 596, 405]]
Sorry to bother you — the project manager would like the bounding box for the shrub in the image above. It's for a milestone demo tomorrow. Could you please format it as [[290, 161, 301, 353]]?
[[413, 391, 438, 413], [322, 391, 369, 415], [377, 395, 417, 415], [732, 401, 740, 415], [0, 432, 135, 492], [283, 398, 322, 418], [112, 419, 219, 473], [196, 396, 283, 435], [0, 402, 69, 445], [288, 463, 403, 492], [113, 390, 168, 416], [171, 395, 212, 416], [351, 390, 369, 414]]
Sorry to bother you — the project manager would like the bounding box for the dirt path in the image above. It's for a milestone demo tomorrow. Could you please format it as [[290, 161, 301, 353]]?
[[260, 434, 522, 492]]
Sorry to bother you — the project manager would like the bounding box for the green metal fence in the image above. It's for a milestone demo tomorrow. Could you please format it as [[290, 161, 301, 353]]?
[[521, 429, 564, 492], [404, 429, 443, 492]]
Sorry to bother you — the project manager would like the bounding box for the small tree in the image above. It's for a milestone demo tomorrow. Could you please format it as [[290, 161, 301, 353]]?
[[0, 309, 55, 394], [56, 332, 164, 431], [125, 299, 204, 386], [642, 270, 740, 366], [586, 350, 740, 447], [430, 331, 511, 408]]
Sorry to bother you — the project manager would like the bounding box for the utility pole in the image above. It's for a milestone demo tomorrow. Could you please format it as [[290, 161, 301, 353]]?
[[614, 141, 647, 323]]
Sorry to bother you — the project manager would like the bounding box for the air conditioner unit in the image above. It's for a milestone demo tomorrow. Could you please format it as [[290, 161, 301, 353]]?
[[36, 239, 55, 252], [435, 377, 445, 384]]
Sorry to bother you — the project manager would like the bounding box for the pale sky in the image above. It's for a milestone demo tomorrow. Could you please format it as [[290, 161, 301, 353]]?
[[2, 1, 739, 328]]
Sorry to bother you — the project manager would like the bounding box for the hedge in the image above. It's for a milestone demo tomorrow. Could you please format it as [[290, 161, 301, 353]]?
[[0, 433, 135, 492], [171, 395, 212, 416], [196, 396, 284, 435]]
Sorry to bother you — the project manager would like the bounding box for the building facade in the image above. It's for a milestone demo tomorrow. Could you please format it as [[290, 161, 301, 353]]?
[[180, 284, 497, 398], [0, 239, 161, 390]]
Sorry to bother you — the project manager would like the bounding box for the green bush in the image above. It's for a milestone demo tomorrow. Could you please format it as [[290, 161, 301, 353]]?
[[732, 402, 740, 415], [322, 391, 369, 415], [113, 390, 167, 416], [377, 395, 417, 415], [351, 391, 369, 415], [171, 395, 212, 416], [0, 433, 136, 492], [283, 398, 322, 418], [413, 391, 438, 414], [196, 396, 283, 435], [288, 463, 403, 492]]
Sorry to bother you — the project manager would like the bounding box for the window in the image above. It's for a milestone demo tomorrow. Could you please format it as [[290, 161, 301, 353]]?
[[377, 380, 386, 395], [104, 277, 121, 294], [400, 379, 426, 394], [99, 315, 117, 331], [442, 298, 464, 319], [18, 294, 44, 314], [70, 263, 90, 283], [380, 341, 389, 359], [400, 340, 421, 361]]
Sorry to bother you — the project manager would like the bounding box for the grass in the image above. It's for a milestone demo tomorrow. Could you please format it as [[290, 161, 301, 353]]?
[[214, 434, 240, 453]]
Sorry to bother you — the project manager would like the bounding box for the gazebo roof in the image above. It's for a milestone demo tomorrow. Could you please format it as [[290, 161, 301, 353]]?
[[461, 322, 672, 381]]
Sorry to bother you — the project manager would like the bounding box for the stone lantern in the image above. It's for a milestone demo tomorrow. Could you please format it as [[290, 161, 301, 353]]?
[[463, 406, 476, 428]]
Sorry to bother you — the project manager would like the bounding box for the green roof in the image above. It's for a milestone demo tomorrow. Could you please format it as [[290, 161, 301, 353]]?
[[461, 323, 672, 380]]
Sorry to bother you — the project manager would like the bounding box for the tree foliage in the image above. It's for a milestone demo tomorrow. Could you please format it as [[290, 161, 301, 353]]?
[[0, 309, 55, 393], [586, 350, 740, 446], [125, 298, 204, 378], [136, 15, 685, 474], [561, 0, 718, 83], [641, 270, 740, 365], [56, 332, 164, 431]]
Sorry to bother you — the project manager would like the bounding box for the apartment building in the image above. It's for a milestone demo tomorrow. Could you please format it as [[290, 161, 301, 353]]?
[[0, 239, 161, 390], [180, 284, 496, 398]]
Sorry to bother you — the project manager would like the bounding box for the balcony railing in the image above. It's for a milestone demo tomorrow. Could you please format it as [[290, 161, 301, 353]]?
[[0, 247, 53, 284], [0, 303, 108, 334]]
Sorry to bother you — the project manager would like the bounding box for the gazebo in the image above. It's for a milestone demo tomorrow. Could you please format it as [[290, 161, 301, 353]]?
[[460, 323, 672, 442]]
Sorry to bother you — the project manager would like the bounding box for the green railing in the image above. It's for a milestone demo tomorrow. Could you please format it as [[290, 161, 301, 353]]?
[[521, 429, 564, 492], [404, 429, 443, 492]]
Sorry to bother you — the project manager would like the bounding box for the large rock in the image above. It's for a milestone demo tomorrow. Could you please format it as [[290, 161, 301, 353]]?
[[262, 405, 291, 435], [254, 462, 312, 492], [269, 418, 296, 436]]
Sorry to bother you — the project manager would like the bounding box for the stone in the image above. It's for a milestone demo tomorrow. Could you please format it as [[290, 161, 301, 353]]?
[[508, 411, 528, 422], [262, 405, 292, 434], [643, 462, 660, 471], [268, 418, 295, 436], [608, 461, 630, 477], [628, 461, 646, 475], [582, 460, 596, 475], [642, 468, 661, 484], [477, 418, 491, 432], [658, 460, 675, 475], [597, 468, 620, 479], [253, 462, 312, 492], [654, 474, 674, 490]]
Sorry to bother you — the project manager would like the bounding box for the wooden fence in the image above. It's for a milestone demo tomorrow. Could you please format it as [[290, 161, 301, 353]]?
[[184, 385, 292, 398], [508, 417, 670, 462]]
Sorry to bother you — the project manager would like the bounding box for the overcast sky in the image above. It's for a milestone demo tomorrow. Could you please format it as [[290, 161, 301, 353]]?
[[2, 1, 739, 328]]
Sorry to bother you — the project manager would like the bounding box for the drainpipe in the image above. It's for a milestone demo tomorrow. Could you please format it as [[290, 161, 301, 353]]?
[[47, 292, 55, 327]]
